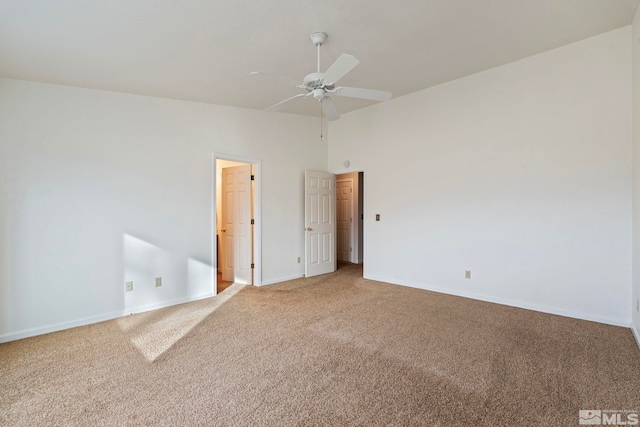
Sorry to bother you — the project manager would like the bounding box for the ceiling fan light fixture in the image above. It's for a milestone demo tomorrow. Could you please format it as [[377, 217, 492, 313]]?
[[312, 89, 325, 100]]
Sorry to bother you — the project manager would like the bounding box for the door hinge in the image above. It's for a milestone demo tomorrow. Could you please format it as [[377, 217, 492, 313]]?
[[350, 188, 353, 193], [251, 263, 254, 269], [251, 175, 255, 181], [251, 219, 254, 225]]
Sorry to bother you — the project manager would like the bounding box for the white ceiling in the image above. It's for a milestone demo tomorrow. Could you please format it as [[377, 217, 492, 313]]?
[[1, 0, 638, 117]]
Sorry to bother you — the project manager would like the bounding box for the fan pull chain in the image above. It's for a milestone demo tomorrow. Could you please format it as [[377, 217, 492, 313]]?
[[317, 43, 321, 73], [320, 101, 324, 141]]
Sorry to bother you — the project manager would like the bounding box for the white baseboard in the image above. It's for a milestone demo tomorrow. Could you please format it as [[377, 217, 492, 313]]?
[[632, 325, 640, 351], [5, 276, 636, 348], [121, 293, 214, 317], [0, 310, 125, 344], [0, 292, 215, 344], [260, 274, 304, 286], [364, 273, 630, 328]]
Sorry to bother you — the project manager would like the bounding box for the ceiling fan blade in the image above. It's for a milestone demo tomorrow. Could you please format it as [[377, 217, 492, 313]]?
[[321, 97, 340, 121], [334, 86, 392, 101], [322, 54, 360, 85], [265, 93, 308, 111], [250, 71, 304, 88]]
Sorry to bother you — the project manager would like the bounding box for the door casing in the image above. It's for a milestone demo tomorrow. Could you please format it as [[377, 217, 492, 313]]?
[[213, 153, 261, 294]]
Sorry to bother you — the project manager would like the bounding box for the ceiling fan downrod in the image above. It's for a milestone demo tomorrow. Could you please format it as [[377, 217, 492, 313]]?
[[310, 32, 327, 73], [311, 32, 328, 141]]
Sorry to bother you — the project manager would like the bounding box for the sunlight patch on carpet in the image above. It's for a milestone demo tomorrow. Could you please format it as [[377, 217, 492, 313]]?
[[117, 283, 245, 361]]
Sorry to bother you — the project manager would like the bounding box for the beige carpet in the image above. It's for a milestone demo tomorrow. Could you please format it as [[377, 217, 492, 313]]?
[[1, 264, 639, 426]]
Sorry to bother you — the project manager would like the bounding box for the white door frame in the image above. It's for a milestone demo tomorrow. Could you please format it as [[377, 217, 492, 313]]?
[[359, 171, 365, 266], [212, 153, 262, 294]]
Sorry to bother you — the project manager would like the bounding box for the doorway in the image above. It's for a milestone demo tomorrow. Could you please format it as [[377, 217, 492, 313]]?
[[214, 155, 260, 294], [336, 172, 363, 266]]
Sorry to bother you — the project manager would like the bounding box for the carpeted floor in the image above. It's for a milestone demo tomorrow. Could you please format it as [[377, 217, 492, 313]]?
[[1, 263, 639, 426]]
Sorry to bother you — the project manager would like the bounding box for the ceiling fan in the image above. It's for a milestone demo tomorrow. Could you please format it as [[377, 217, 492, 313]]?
[[250, 32, 392, 121]]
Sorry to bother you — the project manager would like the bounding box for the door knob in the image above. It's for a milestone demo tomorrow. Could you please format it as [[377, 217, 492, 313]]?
[[221, 228, 226, 232], [306, 227, 313, 231]]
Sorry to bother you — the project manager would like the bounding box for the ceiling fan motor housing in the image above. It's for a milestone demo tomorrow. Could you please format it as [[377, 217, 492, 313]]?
[[304, 72, 335, 94], [304, 72, 324, 89]]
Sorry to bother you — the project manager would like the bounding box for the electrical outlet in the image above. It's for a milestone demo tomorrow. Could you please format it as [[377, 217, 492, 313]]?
[[465, 270, 471, 279], [375, 214, 380, 221], [297, 257, 300, 264], [125, 281, 133, 292], [155, 277, 162, 287]]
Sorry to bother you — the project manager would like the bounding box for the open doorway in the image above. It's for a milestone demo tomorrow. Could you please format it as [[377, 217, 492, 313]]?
[[214, 155, 260, 294], [336, 172, 364, 270]]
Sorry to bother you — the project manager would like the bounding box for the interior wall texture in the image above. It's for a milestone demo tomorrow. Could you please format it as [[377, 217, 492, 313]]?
[[329, 27, 633, 326], [632, 8, 640, 340], [0, 78, 326, 341]]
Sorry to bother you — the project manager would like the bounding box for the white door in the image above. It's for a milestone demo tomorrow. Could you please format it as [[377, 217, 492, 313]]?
[[336, 180, 353, 263], [221, 164, 252, 284], [305, 170, 336, 277]]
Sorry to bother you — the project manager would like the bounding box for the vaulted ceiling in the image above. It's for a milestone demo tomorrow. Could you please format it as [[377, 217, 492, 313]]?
[[1, 0, 638, 117]]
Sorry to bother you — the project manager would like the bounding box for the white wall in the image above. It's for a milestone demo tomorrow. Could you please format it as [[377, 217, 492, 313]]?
[[0, 78, 326, 341], [329, 27, 633, 326], [632, 7, 640, 343]]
